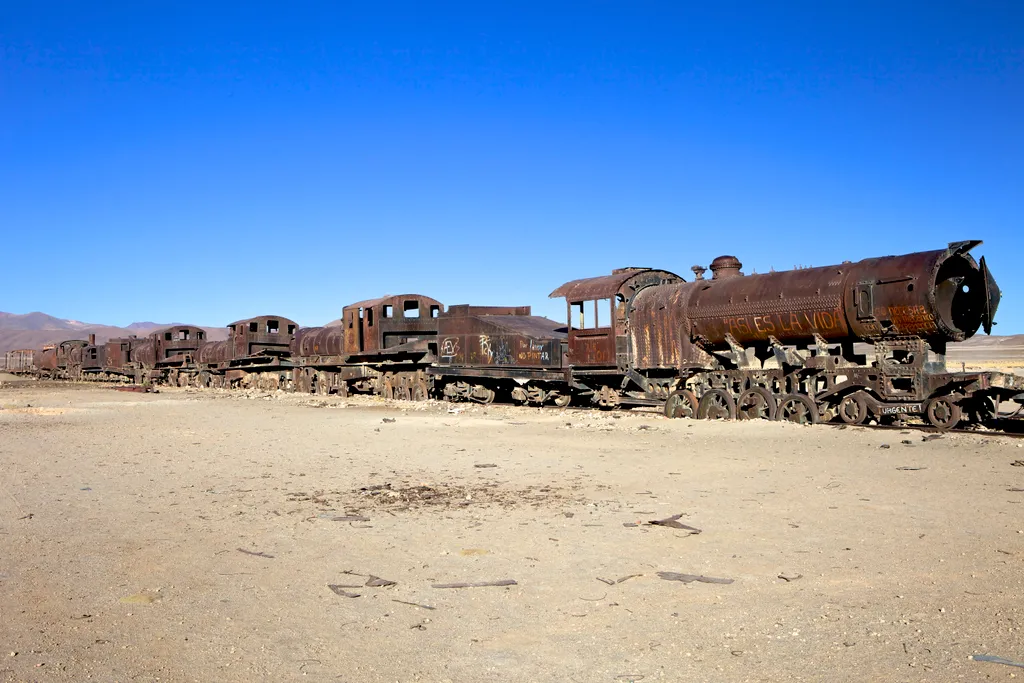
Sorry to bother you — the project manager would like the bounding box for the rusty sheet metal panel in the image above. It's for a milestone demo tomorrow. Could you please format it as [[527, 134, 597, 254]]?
[[629, 285, 690, 369], [5, 349, 37, 373], [151, 325, 206, 362], [294, 326, 343, 357], [103, 337, 136, 372], [81, 343, 106, 371], [549, 268, 682, 301], [225, 316, 297, 361], [130, 338, 158, 367], [198, 340, 229, 365], [38, 346, 57, 371], [436, 305, 565, 369], [342, 295, 443, 356]]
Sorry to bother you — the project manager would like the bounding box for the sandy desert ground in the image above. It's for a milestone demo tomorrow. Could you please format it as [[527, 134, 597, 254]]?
[[2, 378, 1024, 682]]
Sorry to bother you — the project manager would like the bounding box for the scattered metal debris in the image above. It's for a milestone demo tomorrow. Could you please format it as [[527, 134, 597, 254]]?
[[365, 575, 396, 587], [114, 386, 152, 393], [381, 417, 396, 424], [431, 579, 517, 589], [392, 599, 435, 610], [474, 463, 498, 468], [971, 654, 1024, 669], [778, 573, 803, 582], [327, 585, 360, 598], [657, 572, 734, 585], [236, 548, 274, 559], [896, 466, 927, 471], [322, 515, 371, 522], [597, 574, 642, 586], [647, 513, 702, 534]]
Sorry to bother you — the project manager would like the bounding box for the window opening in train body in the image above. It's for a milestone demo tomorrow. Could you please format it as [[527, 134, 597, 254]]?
[[571, 302, 584, 330]]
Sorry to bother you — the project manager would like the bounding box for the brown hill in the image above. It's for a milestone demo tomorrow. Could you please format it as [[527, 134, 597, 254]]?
[[0, 312, 228, 355]]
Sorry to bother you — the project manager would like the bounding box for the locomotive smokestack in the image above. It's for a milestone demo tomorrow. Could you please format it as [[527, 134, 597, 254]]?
[[88, 334, 96, 345], [710, 256, 743, 280]]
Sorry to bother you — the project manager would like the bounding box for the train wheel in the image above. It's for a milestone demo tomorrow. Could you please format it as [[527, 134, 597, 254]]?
[[778, 394, 819, 424], [471, 385, 496, 404], [838, 393, 868, 425], [394, 378, 411, 401], [963, 394, 998, 425], [736, 387, 776, 421], [926, 396, 961, 430], [664, 389, 698, 419], [412, 380, 429, 401], [697, 389, 736, 420], [551, 392, 571, 408]]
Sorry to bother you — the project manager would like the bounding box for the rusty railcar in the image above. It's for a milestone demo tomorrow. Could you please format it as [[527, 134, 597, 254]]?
[[196, 316, 297, 389], [80, 336, 107, 377], [102, 336, 139, 378], [290, 325, 345, 394], [430, 305, 568, 404], [4, 349, 39, 374], [551, 241, 1020, 429], [130, 325, 208, 385], [293, 295, 444, 397]]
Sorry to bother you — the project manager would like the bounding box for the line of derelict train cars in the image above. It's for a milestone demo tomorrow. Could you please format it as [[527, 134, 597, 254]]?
[[5, 241, 1023, 430]]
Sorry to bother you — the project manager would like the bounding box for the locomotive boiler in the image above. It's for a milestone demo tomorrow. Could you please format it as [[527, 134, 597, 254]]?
[[622, 241, 1013, 428]]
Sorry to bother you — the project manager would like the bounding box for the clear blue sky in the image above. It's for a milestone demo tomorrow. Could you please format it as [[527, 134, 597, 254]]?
[[2, 3, 1022, 333]]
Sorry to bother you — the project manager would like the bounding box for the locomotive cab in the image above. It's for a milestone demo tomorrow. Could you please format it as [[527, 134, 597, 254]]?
[[550, 268, 682, 370], [342, 295, 443, 358], [226, 316, 297, 359]]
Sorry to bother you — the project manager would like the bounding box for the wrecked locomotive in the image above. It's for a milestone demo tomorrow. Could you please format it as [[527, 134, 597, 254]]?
[[11, 240, 1022, 431]]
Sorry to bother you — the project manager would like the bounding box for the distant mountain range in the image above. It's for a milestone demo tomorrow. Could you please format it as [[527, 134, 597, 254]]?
[[0, 311, 228, 354]]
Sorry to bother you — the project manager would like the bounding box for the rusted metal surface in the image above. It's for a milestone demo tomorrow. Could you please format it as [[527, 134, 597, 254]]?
[[341, 295, 443, 357], [293, 326, 343, 358], [151, 325, 207, 366], [4, 349, 38, 373], [9, 239, 1021, 431], [81, 343, 106, 372], [435, 305, 564, 370], [38, 346, 57, 372], [197, 339, 229, 365], [103, 337, 137, 373], [223, 316, 297, 363], [549, 268, 681, 369]]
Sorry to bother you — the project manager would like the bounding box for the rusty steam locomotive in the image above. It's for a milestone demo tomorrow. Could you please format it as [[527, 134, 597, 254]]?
[[5, 241, 1021, 431]]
